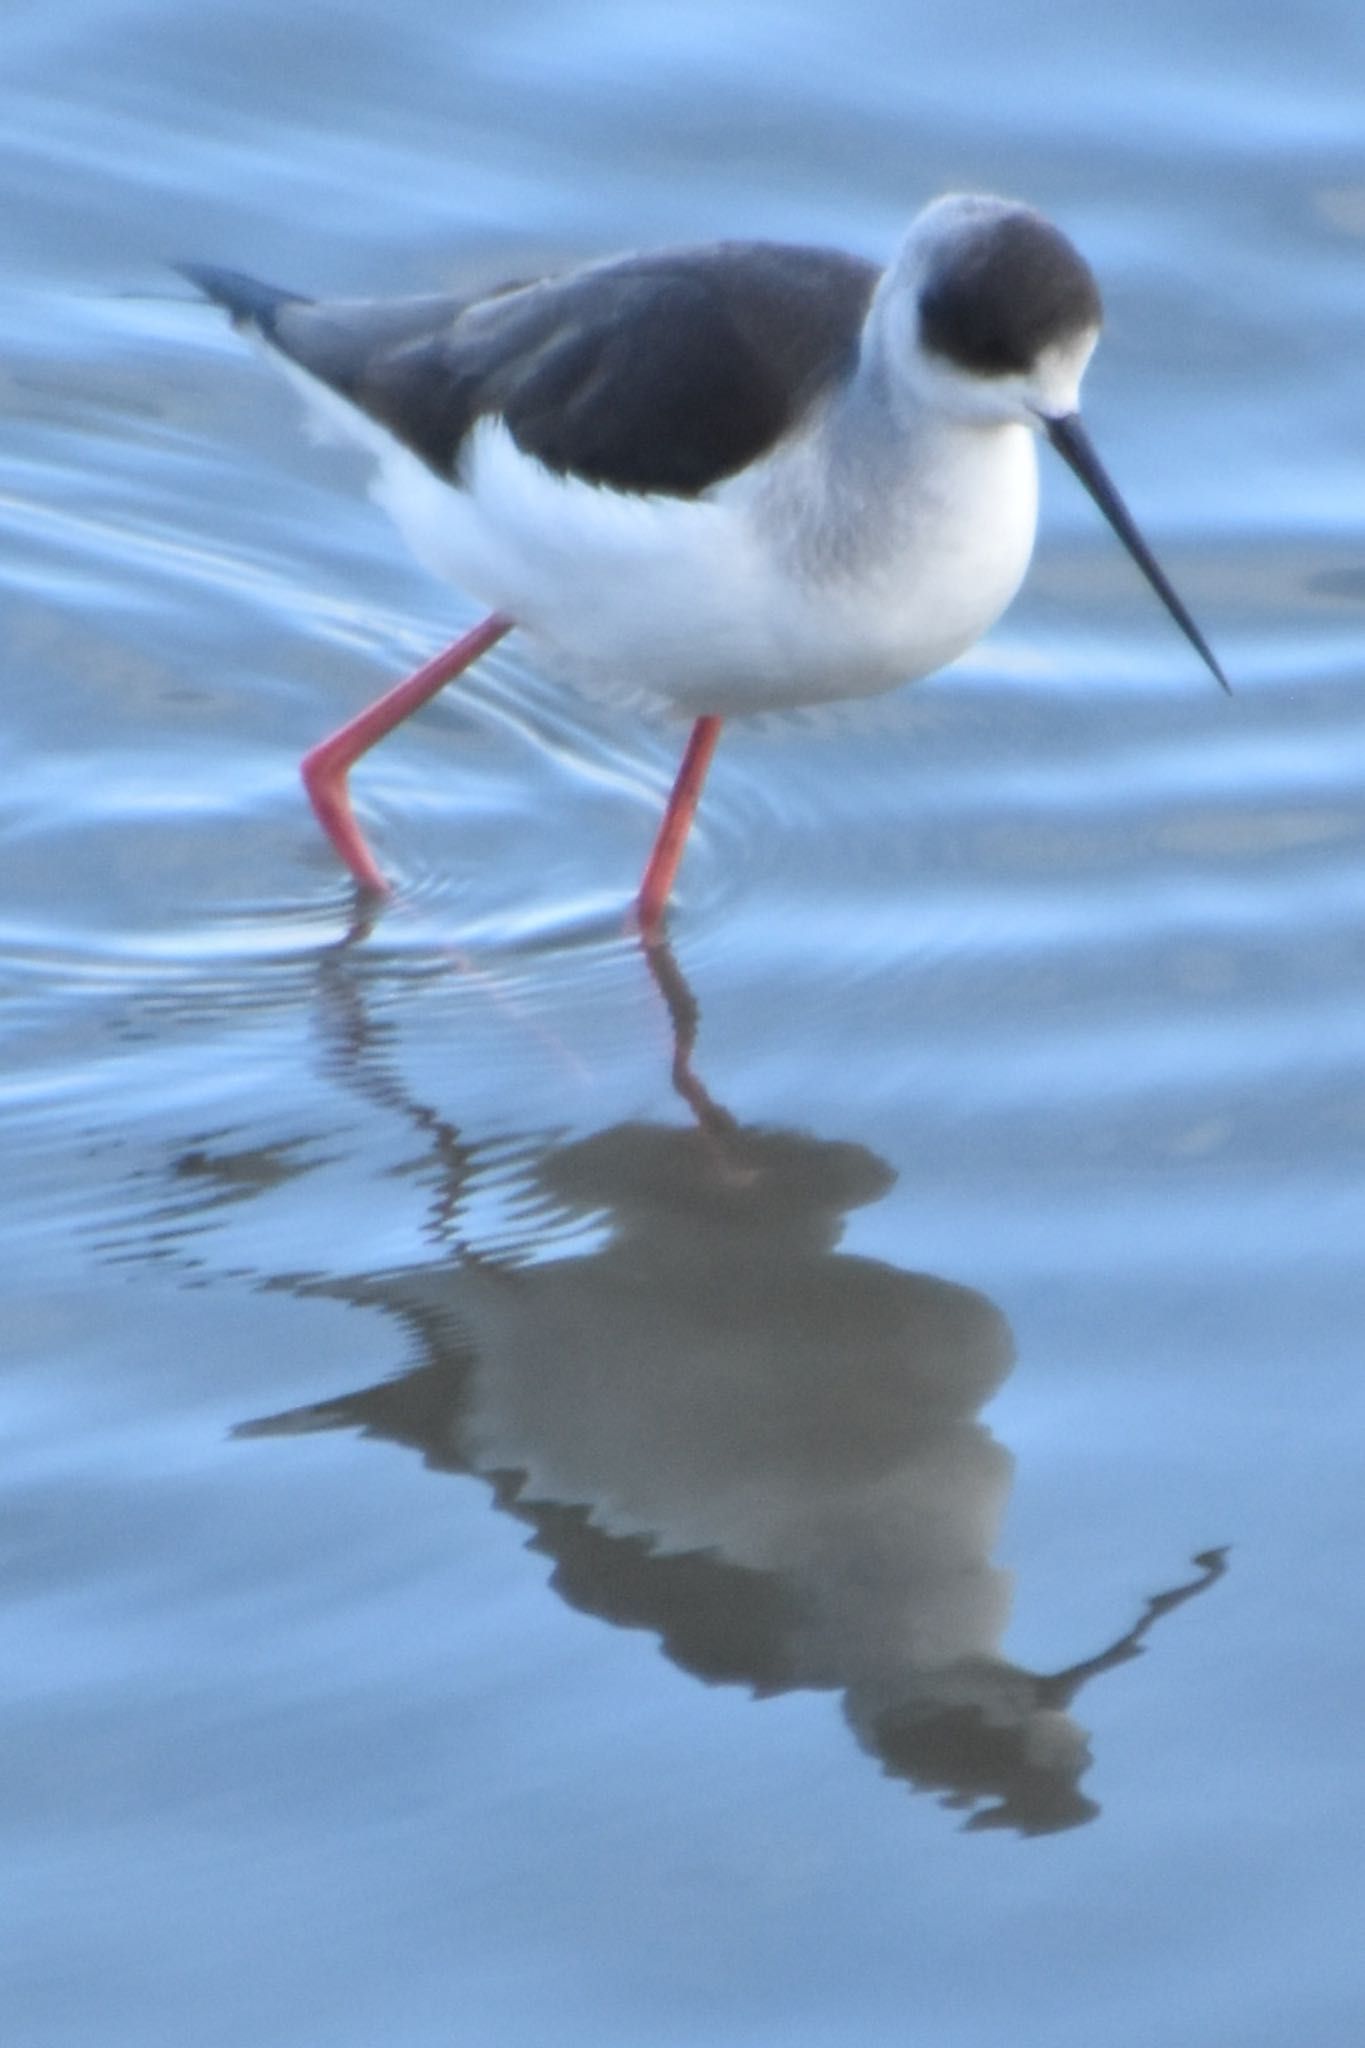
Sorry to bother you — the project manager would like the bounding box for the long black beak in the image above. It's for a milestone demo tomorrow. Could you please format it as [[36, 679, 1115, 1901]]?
[[1044, 412, 1230, 695]]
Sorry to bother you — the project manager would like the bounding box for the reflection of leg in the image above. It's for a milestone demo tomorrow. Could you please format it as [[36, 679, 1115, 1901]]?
[[300, 612, 514, 893], [639, 931, 740, 1142], [636, 715, 724, 930]]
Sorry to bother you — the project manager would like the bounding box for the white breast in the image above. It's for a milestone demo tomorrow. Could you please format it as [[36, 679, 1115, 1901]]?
[[278, 348, 1041, 719]]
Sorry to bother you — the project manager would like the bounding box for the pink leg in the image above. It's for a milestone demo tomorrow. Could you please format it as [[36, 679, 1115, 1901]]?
[[635, 715, 723, 931], [300, 611, 513, 893]]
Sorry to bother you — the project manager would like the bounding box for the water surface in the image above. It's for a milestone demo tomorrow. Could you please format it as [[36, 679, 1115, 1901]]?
[[6, 4, 1365, 2043]]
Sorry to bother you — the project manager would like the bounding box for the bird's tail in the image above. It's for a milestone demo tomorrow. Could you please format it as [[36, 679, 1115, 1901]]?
[[173, 262, 308, 338]]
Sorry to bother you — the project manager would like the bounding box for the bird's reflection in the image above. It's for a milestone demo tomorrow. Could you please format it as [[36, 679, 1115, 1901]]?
[[220, 932, 1225, 1836]]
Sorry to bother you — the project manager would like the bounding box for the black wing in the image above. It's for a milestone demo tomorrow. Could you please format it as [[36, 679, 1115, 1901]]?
[[179, 243, 881, 500]]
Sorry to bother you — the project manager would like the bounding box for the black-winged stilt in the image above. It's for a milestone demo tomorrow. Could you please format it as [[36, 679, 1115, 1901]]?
[[180, 194, 1226, 926]]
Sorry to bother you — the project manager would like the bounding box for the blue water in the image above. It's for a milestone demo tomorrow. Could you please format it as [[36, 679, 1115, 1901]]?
[[6, 3, 1365, 2043]]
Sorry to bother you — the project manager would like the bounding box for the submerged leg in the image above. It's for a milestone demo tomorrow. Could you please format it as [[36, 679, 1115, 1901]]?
[[300, 611, 513, 894], [635, 715, 724, 931]]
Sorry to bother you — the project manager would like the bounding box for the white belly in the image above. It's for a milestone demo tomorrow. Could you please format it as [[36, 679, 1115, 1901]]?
[[283, 353, 1040, 718]]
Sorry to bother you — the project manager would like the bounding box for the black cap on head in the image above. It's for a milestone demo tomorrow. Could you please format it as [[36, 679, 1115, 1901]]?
[[919, 211, 1102, 377]]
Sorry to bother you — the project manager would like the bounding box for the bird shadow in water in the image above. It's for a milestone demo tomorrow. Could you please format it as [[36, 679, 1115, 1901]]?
[[212, 929, 1228, 1837]]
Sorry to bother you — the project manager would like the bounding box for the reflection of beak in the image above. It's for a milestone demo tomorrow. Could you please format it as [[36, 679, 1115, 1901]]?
[[1044, 412, 1230, 695]]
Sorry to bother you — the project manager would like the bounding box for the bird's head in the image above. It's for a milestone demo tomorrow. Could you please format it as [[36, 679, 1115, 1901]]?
[[880, 194, 1228, 692]]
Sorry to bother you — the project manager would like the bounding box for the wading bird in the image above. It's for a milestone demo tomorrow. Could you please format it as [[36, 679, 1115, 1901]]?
[[182, 194, 1226, 925]]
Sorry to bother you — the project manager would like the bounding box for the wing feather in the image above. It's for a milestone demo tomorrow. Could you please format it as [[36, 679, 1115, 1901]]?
[[186, 244, 881, 499]]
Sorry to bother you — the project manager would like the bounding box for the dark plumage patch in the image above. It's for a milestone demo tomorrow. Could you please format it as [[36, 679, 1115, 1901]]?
[[184, 244, 880, 501], [175, 261, 303, 332], [917, 213, 1102, 377]]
